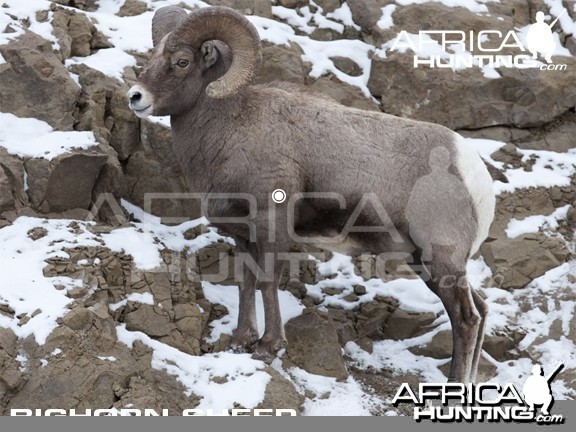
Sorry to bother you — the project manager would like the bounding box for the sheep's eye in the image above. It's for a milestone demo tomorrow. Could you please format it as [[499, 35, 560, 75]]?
[[176, 59, 189, 68]]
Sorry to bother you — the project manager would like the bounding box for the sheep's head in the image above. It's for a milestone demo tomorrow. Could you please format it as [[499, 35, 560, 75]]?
[[128, 6, 262, 118]]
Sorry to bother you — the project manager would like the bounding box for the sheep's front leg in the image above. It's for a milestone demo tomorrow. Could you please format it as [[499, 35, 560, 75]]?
[[230, 237, 259, 351], [252, 248, 286, 361], [230, 266, 258, 352]]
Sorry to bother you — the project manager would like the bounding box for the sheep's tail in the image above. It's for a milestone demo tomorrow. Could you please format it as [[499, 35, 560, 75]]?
[[483, 159, 509, 183]]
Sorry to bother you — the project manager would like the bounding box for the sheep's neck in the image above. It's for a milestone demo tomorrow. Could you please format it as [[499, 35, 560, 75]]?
[[169, 93, 244, 192]]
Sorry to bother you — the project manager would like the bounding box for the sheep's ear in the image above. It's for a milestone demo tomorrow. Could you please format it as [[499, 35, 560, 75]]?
[[201, 41, 219, 69]]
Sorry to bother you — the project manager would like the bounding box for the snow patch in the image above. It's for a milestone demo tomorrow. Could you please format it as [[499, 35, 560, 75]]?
[[327, 2, 361, 31], [15, 354, 28, 372], [0, 113, 98, 160], [117, 325, 271, 409], [544, 0, 576, 36], [304, 253, 444, 314], [145, 116, 171, 128], [0, 0, 58, 48], [377, 5, 397, 30], [346, 339, 449, 383], [0, 217, 101, 344], [465, 138, 576, 195], [464, 138, 506, 169], [506, 205, 571, 238], [99, 200, 233, 271], [497, 148, 576, 194], [66, 48, 137, 81], [101, 228, 163, 270], [291, 365, 382, 415], [96, 0, 127, 16], [97, 356, 117, 361], [109, 292, 155, 311]]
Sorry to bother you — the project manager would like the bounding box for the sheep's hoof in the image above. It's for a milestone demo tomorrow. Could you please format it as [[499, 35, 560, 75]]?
[[229, 329, 259, 353], [251, 337, 285, 363]]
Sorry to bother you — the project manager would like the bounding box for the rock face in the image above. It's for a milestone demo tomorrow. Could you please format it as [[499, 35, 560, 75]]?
[[52, 0, 99, 12], [355, 298, 398, 339], [208, 0, 273, 18], [365, 0, 576, 130], [309, 77, 380, 112], [285, 309, 348, 380], [347, 0, 384, 31], [0, 240, 305, 415], [0, 32, 80, 130], [26, 152, 108, 214], [481, 234, 570, 290], [256, 43, 307, 85], [4, 302, 202, 413], [0, 26, 202, 223], [383, 309, 438, 341], [258, 367, 305, 413], [369, 53, 576, 130], [0, 168, 15, 214], [118, 0, 149, 17], [0, 149, 29, 221], [409, 330, 452, 359], [52, 9, 102, 59]]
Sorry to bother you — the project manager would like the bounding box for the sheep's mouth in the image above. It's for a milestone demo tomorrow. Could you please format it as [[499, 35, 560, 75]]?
[[132, 105, 153, 118]]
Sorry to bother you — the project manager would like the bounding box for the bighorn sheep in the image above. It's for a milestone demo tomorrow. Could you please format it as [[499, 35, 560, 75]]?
[[128, 6, 502, 384]]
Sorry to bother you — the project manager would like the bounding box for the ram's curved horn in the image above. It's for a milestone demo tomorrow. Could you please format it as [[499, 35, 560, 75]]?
[[170, 6, 262, 98], [152, 6, 189, 47]]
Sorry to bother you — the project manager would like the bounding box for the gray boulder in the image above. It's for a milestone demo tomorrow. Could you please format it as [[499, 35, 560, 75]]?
[[258, 367, 304, 413], [25, 152, 108, 214], [355, 298, 397, 339], [369, 52, 576, 130], [309, 76, 380, 111], [68, 12, 97, 57], [206, 0, 273, 18], [481, 234, 570, 290], [0, 167, 15, 215], [367, 1, 576, 129], [285, 309, 348, 380], [0, 32, 80, 130], [118, 0, 150, 17], [256, 43, 306, 85], [347, 0, 387, 32]]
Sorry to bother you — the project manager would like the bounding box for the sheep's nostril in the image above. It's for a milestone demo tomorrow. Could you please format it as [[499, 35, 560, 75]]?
[[130, 92, 142, 105]]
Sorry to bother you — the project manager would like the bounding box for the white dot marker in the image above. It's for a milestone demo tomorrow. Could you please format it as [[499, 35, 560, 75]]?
[[272, 189, 286, 204]]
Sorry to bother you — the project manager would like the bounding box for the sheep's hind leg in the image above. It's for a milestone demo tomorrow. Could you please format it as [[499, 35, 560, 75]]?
[[442, 281, 480, 383], [425, 254, 481, 383], [469, 289, 488, 383]]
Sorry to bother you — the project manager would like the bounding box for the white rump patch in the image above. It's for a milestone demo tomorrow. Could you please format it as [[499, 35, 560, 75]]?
[[453, 133, 495, 255]]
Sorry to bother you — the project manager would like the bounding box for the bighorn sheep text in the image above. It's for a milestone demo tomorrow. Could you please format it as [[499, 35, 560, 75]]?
[[128, 6, 504, 384]]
